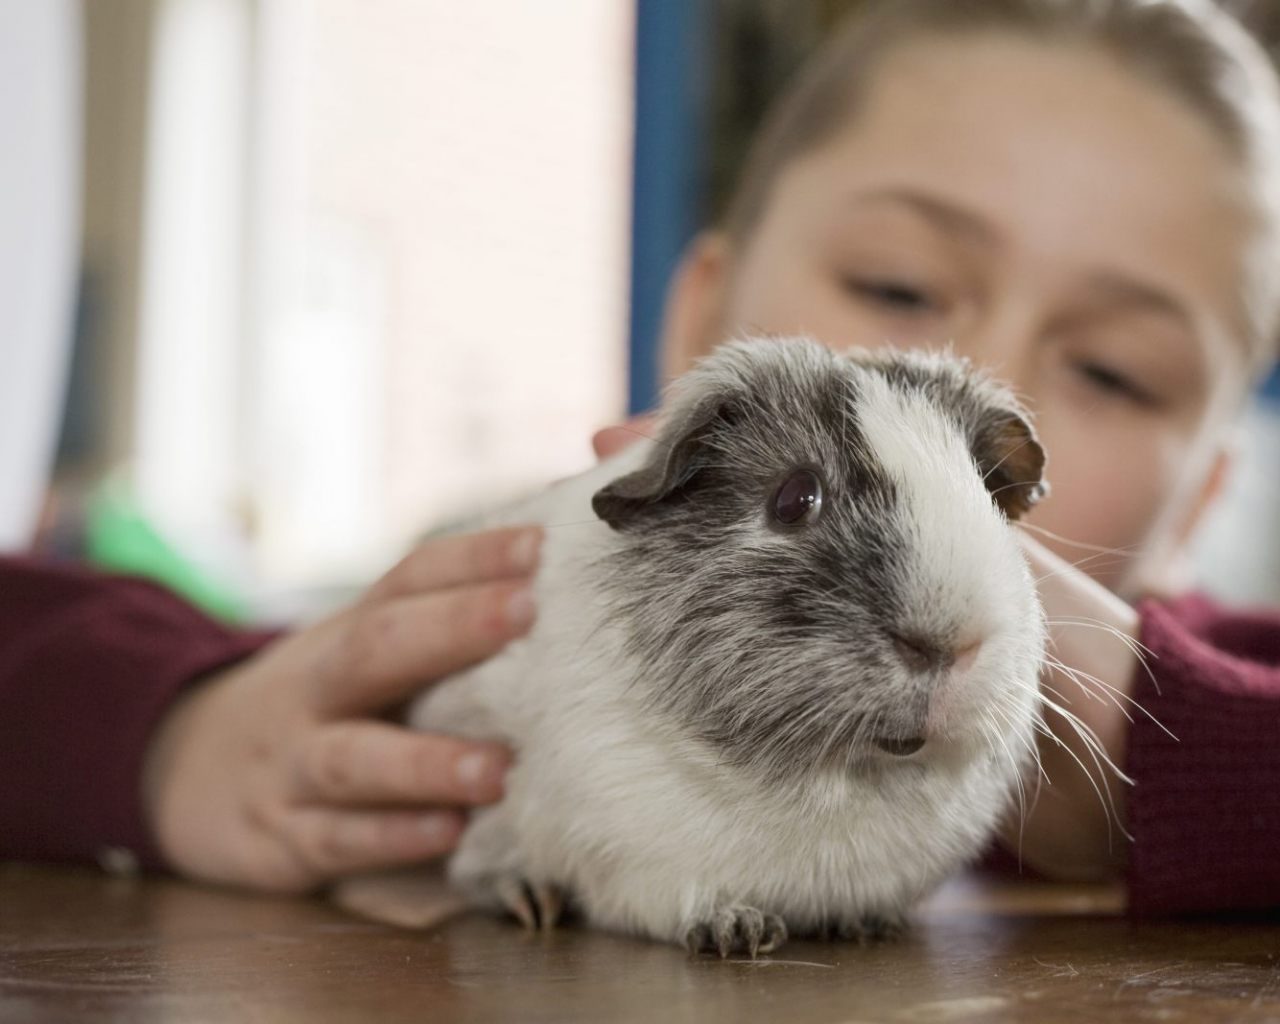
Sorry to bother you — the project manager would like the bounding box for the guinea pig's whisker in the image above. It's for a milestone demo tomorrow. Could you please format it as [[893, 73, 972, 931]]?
[[983, 707, 1027, 835], [1069, 553, 1131, 575], [986, 478, 1042, 500], [836, 707, 881, 770], [1030, 712, 1125, 844], [1032, 674, 1083, 711], [1042, 633, 1170, 736], [542, 518, 610, 531], [1046, 616, 1155, 659], [825, 703, 869, 769], [1014, 713, 1051, 793], [996, 694, 1054, 865], [815, 698, 856, 743], [860, 707, 887, 751], [613, 423, 662, 443], [1032, 551, 1133, 581], [1008, 707, 1050, 822], [1027, 686, 1133, 845], [836, 723, 863, 775], [994, 694, 1048, 785], [773, 701, 828, 761], [602, 421, 672, 456], [1014, 523, 1142, 580], [979, 710, 1020, 834], [1015, 669, 1123, 779], [1045, 616, 1159, 691], [981, 437, 1038, 483], [1015, 723, 1054, 797], [1041, 654, 1133, 722], [1016, 521, 1140, 557]]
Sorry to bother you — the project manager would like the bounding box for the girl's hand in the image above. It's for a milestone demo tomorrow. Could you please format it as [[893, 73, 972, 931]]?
[[142, 527, 542, 892], [1002, 531, 1142, 880], [592, 416, 657, 460]]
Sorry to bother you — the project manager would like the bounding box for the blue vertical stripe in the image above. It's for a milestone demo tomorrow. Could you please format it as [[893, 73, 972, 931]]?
[[1262, 361, 1280, 405], [628, 0, 709, 414]]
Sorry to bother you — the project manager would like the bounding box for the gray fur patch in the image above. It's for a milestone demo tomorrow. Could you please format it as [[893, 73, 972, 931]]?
[[591, 338, 1043, 782]]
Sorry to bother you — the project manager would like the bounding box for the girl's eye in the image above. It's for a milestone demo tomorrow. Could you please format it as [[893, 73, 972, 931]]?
[[772, 469, 824, 526], [842, 277, 937, 314], [1074, 361, 1155, 405]]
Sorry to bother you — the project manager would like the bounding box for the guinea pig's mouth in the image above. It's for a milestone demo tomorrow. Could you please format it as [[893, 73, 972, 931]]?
[[872, 735, 926, 757]]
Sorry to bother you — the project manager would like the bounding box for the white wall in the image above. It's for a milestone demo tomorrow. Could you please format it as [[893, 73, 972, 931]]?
[[0, 0, 80, 550]]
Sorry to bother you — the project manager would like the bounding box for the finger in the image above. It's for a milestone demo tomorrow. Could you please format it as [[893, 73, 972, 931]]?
[[592, 415, 658, 460], [313, 579, 536, 715], [363, 526, 542, 606], [285, 806, 466, 879], [295, 721, 510, 806]]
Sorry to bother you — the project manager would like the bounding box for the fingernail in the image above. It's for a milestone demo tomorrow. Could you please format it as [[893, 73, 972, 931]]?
[[455, 750, 506, 795], [418, 813, 457, 844], [509, 529, 543, 573], [505, 585, 536, 631]]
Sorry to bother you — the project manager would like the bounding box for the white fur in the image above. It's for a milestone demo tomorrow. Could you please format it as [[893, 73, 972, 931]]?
[[853, 373, 1042, 736], [409, 377, 1043, 946]]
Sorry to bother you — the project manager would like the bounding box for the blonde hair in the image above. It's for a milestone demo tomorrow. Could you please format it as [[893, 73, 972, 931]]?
[[722, 0, 1280, 373]]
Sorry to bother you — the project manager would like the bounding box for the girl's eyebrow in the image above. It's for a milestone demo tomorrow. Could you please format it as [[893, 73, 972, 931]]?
[[1079, 271, 1196, 338], [848, 188, 1209, 342], [848, 187, 1000, 247]]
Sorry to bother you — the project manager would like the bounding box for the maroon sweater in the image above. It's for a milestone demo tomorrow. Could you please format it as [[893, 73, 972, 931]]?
[[2, 558, 1278, 914], [1127, 594, 1280, 915], [0, 557, 273, 868]]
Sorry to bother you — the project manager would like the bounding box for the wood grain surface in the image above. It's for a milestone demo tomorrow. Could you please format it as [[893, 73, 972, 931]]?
[[2, 863, 1277, 1023]]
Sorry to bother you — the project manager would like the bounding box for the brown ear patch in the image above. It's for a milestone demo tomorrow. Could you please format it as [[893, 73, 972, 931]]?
[[974, 411, 1047, 521]]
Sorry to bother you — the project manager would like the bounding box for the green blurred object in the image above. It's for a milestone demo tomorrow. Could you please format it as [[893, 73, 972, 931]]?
[[84, 477, 249, 624]]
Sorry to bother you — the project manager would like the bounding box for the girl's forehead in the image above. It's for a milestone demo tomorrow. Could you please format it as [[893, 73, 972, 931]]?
[[757, 32, 1257, 373]]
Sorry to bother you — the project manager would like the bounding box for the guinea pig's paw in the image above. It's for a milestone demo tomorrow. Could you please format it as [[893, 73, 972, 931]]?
[[488, 874, 568, 932], [683, 904, 788, 959], [821, 910, 908, 945]]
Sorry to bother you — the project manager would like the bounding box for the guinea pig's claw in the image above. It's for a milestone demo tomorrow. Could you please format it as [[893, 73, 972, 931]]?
[[494, 876, 537, 930], [494, 875, 565, 932], [685, 905, 787, 959], [533, 882, 565, 931], [824, 911, 908, 945]]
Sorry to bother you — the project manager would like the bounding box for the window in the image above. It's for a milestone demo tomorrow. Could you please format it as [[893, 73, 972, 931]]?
[[134, 0, 632, 607]]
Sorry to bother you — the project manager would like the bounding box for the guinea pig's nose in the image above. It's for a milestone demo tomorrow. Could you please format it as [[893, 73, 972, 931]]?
[[889, 631, 953, 674]]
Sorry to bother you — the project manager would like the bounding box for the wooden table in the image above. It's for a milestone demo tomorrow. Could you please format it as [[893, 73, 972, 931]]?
[[2, 863, 1278, 1022]]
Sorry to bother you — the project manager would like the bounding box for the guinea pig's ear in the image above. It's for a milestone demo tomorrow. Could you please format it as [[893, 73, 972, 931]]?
[[591, 392, 729, 531], [970, 406, 1048, 521]]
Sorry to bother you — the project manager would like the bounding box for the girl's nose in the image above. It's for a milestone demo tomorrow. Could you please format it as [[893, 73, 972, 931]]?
[[948, 305, 1039, 396]]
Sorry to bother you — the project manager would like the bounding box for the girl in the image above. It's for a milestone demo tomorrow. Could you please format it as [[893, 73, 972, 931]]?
[[628, 0, 1280, 913]]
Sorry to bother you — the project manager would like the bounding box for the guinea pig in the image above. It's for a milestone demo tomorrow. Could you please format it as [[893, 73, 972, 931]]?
[[406, 335, 1047, 957]]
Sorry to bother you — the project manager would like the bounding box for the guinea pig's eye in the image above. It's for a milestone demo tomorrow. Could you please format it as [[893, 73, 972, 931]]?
[[772, 469, 824, 526]]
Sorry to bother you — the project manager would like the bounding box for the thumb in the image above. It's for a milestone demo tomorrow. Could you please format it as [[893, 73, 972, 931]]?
[[592, 415, 658, 460]]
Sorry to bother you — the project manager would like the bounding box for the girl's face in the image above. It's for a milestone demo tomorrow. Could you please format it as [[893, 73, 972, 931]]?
[[662, 33, 1256, 593]]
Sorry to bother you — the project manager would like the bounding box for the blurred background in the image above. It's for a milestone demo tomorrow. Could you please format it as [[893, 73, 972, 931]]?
[[4, 0, 1279, 623]]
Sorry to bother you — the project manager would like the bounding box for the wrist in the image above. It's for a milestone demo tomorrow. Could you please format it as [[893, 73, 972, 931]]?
[[139, 663, 238, 876], [1003, 534, 1141, 879]]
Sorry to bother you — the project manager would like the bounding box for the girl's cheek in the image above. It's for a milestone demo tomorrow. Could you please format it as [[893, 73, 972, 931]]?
[[1026, 412, 1174, 587], [726, 276, 910, 356]]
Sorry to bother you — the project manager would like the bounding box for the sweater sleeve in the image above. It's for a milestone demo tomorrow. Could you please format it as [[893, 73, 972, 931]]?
[[1125, 592, 1280, 916], [0, 557, 277, 870]]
